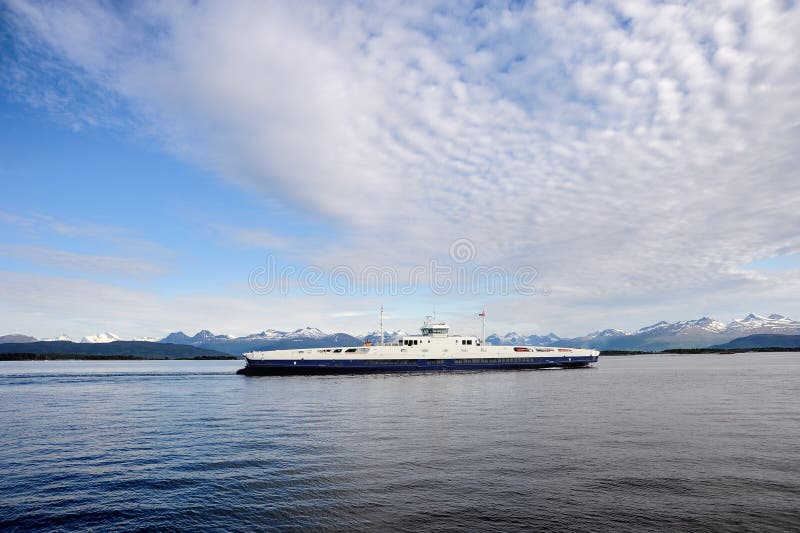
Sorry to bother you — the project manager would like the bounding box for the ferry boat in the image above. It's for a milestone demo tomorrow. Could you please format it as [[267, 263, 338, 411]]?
[[238, 311, 599, 375]]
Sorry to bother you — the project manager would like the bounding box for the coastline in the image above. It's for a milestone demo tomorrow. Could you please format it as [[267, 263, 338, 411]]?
[[2, 349, 797, 361], [601, 347, 800, 356], [0, 353, 238, 361]]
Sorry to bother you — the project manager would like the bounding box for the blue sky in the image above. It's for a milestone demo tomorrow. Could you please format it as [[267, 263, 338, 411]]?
[[2, 0, 800, 340]]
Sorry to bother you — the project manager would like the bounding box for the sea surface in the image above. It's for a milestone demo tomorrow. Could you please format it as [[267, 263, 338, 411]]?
[[0, 353, 798, 532]]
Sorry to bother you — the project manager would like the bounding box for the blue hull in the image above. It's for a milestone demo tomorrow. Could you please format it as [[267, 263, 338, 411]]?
[[238, 356, 598, 375]]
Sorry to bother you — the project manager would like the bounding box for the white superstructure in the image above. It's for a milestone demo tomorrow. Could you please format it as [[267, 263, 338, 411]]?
[[245, 317, 598, 362]]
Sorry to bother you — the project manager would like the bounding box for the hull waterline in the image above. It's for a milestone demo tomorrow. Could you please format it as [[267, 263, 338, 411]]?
[[238, 355, 598, 375]]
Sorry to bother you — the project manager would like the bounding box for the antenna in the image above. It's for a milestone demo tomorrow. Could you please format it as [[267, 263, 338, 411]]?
[[380, 306, 384, 347], [479, 308, 486, 346]]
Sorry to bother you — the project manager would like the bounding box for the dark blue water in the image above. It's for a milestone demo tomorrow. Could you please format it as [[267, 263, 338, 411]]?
[[1, 354, 798, 531]]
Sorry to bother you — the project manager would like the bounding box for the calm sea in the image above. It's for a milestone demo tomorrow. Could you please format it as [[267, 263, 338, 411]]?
[[1, 354, 798, 532]]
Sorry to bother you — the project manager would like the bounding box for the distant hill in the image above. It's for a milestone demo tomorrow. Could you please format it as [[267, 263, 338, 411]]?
[[0, 334, 37, 343], [0, 341, 232, 359], [711, 334, 800, 350]]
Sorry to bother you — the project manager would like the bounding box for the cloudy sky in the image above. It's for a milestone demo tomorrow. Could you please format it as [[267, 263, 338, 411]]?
[[1, 0, 799, 340]]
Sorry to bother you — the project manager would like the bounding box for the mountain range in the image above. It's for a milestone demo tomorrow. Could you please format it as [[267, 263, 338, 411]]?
[[2, 313, 799, 354], [155, 327, 361, 355], [553, 314, 800, 351]]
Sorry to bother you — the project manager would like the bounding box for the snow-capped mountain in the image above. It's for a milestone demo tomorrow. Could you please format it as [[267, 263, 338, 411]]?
[[191, 330, 233, 342], [13, 312, 797, 354], [160, 330, 231, 344], [238, 329, 289, 341], [157, 327, 360, 355], [637, 321, 670, 334], [559, 314, 800, 350], [726, 313, 799, 333], [42, 334, 73, 342], [487, 313, 800, 350], [285, 327, 327, 339], [362, 329, 409, 344], [636, 317, 727, 335], [486, 332, 561, 346], [585, 328, 629, 339], [81, 332, 122, 343], [630, 315, 797, 340]]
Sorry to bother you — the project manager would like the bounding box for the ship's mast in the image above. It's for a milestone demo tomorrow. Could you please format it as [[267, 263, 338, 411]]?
[[479, 308, 486, 346], [380, 306, 384, 347]]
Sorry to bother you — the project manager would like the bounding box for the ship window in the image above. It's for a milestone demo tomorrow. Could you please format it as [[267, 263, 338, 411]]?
[[467, 340, 473, 345], [345, 348, 357, 353]]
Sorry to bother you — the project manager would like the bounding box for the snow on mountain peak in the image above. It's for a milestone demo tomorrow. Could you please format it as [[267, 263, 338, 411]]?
[[193, 330, 217, 341], [586, 328, 628, 339], [727, 313, 798, 332], [80, 332, 122, 343], [240, 329, 282, 340], [287, 327, 326, 339], [43, 334, 73, 342], [688, 317, 727, 332], [637, 321, 669, 333]]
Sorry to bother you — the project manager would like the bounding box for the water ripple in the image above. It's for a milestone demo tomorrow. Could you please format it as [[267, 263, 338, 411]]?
[[1, 356, 799, 531]]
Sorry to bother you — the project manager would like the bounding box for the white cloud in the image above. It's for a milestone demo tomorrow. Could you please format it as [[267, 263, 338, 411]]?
[[0, 270, 394, 339], [0, 245, 168, 280], [4, 0, 800, 334], [0, 210, 174, 258]]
